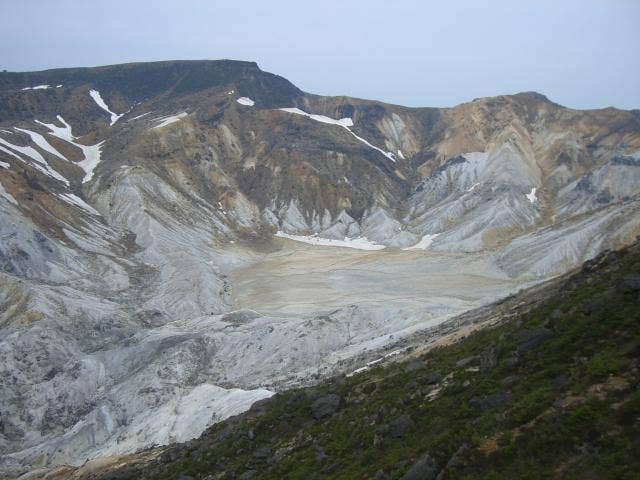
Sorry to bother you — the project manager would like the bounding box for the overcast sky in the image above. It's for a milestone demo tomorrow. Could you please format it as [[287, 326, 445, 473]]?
[[1, 0, 638, 109]]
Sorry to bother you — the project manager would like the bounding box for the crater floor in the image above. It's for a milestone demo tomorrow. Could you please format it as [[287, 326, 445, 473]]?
[[230, 238, 524, 316]]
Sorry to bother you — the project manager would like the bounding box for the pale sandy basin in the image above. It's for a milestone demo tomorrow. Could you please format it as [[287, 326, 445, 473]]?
[[230, 238, 523, 316]]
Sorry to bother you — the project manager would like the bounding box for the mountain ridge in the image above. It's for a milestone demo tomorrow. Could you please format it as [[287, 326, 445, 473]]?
[[5, 59, 637, 113]]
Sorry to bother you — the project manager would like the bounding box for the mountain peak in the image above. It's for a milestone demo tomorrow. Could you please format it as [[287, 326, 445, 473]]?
[[511, 90, 564, 108]]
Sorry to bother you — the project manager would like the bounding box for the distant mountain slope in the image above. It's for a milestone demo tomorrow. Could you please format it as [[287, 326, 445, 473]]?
[[1, 61, 638, 258], [0, 60, 639, 475]]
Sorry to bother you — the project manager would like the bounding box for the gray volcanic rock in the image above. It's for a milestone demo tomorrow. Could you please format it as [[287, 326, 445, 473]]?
[[400, 453, 438, 480], [311, 394, 341, 420]]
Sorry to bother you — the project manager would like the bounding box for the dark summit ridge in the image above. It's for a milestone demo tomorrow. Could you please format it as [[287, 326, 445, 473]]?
[[0, 60, 304, 121]]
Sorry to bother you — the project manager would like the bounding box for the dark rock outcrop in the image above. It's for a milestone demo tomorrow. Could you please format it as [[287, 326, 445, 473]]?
[[400, 453, 438, 480], [311, 394, 341, 420]]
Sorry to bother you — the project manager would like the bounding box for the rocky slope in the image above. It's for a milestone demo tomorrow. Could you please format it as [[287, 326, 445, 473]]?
[[26, 238, 640, 480], [0, 60, 639, 476]]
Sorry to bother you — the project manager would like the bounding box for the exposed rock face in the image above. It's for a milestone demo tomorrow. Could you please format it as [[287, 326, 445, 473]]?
[[0, 60, 639, 476], [400, 453, 438, 480], [516, 327, 554, 354], [311, 394, 341, 420]]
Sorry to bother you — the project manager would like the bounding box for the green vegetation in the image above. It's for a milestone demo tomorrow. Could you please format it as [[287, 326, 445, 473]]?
[[102, 244, 640, 480]]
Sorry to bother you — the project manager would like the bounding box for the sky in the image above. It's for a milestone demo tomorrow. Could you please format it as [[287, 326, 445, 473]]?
[[1, 0, 639, 110]]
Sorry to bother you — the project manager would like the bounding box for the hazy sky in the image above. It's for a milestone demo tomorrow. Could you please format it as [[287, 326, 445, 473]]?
[[1, 0, 639, 109]]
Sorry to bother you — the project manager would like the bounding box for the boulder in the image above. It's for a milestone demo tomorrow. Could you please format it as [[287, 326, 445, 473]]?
[[249, 396, 275, 413], [311, 394, 341, 420], [617, 274, 640, 293], [469, 392, 512, 411], [455, 356, 478, 368], [388, 414, 414, 438], [420, 372, 443, 385], [503, 355, 519, 369], [400, 453, 438, 480], [500, 375, 519, 387], [516, 327, 553, 354], [479, 345, 497, 370], [404, 359, 426, 373], [313, 440, 327, 462], [253, 446, 271, 461]]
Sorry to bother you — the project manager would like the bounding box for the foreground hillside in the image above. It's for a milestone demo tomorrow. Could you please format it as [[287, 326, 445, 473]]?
[[42, 240, 640, 480]]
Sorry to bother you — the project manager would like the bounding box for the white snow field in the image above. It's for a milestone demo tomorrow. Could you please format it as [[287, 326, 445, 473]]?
[[346, 128, 397, 162], [278, 107, 353, 127], [0, 136, 69, 185], [21, 85, 51, 90], [403, 233, 439, 250], [153, 112, 188, 129], [237, 97, 255, 106], [278, 107, 397, 161], [15, 127, 68, 160], [36, 116, 105, 183], [0, 145, 22, 162], [89, 89, 124, 125], [275, 231, 386, 250], [128, 112, 151, 121]]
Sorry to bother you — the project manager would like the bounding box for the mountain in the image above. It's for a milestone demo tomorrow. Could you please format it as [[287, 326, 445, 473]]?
[[25, 237, 640, 480], [0, 60, 639, 477]]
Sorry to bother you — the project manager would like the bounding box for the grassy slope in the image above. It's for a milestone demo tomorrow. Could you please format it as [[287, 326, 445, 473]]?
[[93, 242, 640, 480]]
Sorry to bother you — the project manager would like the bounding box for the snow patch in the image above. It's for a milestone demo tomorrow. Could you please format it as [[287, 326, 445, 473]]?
[[347, 349, 407, 377], [89, 89, 123, 126], [526, 187, 537, 203], [278, 107, 353, 127], [57, 193, 101, 216], [385, 349, 404, 358], [14, 127, 67, 161], [347, 129, 396, 162], [397, 149, 405, 160], [128, 112, 151, 121], [0, 160, 9, 169], [403, 234, 439, 250], [153, 113, 188, 129], [278, 107, 396, 162], [22, 85, 50, 90], [0, 136, 69, 185], [275, 231, 386, 250], [77, 142, 105, 183], [0, 145, 22, 162], [237, 97, 255, 106], [467, 182, 480, 192], [35, 116, 104, 183], [347, 366, 368, 376], [36, 115, 74, 142]]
